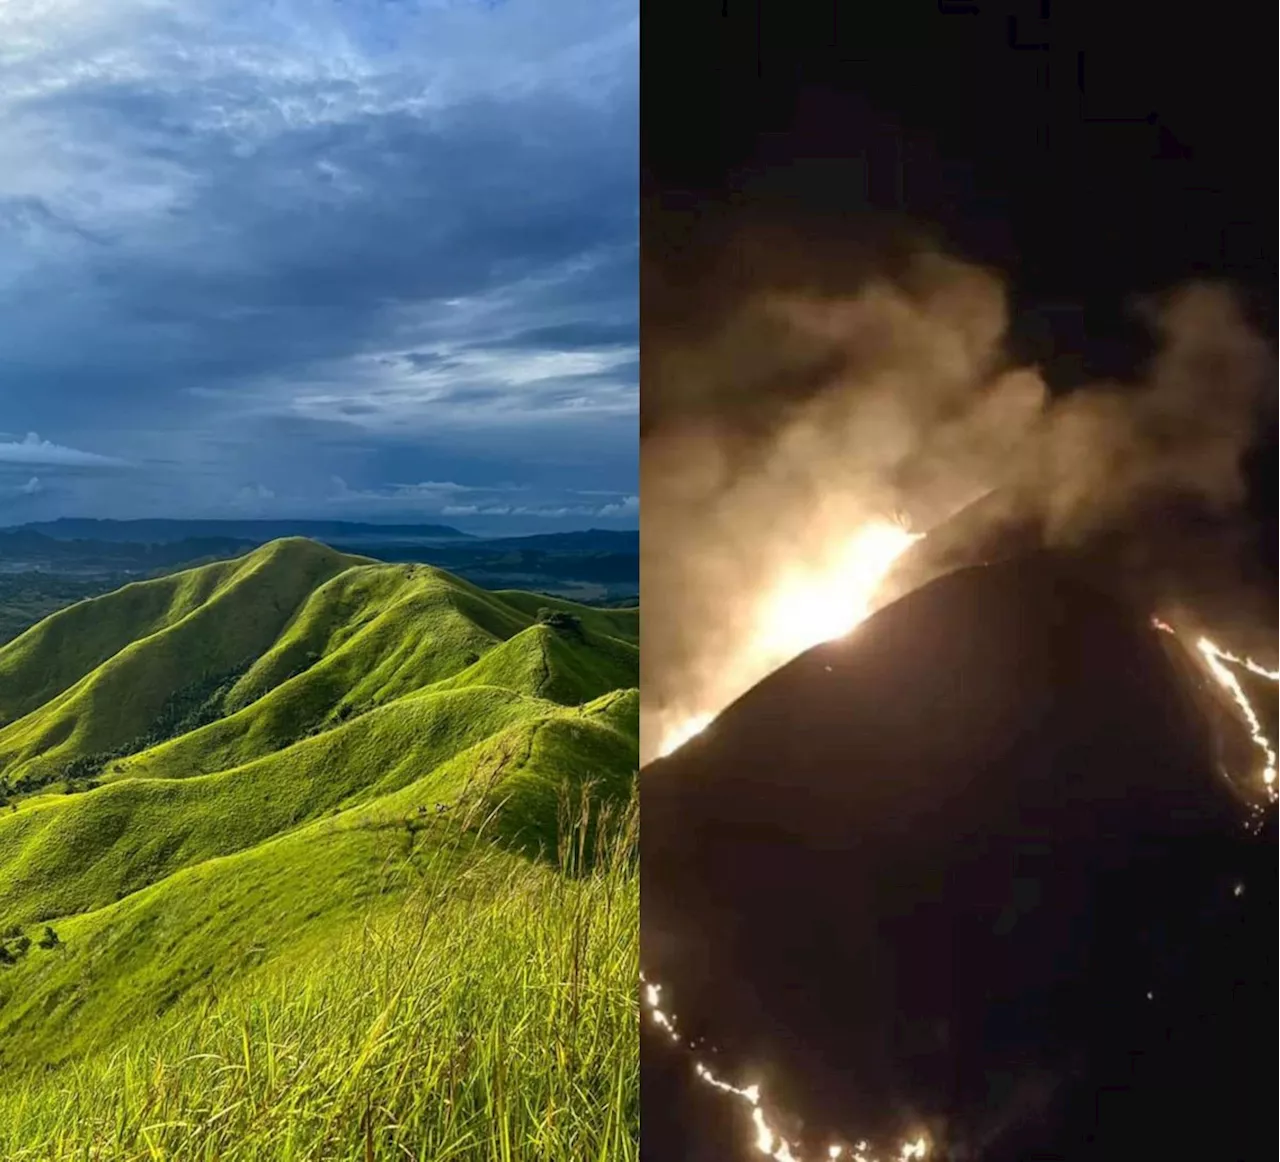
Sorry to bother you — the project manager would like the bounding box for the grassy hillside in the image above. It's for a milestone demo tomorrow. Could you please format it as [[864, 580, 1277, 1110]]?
[[0, 540, 367, 788], [0, 539, 638, 1161]]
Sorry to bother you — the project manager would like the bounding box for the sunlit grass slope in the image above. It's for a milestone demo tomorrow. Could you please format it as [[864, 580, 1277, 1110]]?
[[0, 539, 639, 1161], [0, 807, 639, 1162], [0, 540, 366, 782]]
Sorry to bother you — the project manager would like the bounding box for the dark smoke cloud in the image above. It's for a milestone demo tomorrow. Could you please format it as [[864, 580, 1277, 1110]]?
[[641, 235, 1276, 763]]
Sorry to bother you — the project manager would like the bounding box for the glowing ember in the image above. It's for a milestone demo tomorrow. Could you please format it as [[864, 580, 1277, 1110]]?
[[656, 519, 923, 759], [642, 972, 930, 1162]]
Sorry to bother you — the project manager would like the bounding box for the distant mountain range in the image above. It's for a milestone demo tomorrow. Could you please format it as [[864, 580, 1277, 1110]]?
[[0, 521, 639, 603], [0, 519, 637, 554]]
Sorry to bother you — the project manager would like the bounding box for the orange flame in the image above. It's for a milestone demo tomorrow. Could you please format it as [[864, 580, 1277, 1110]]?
[[656, 519, 923, 760], [642, 973, 929, 1162]]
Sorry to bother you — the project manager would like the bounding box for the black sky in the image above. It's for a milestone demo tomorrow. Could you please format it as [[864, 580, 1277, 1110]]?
[[643, 0, 1274, 359]]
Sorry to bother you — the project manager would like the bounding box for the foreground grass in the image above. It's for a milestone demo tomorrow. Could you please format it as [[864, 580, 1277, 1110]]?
[[0, 801, 639, 1162]]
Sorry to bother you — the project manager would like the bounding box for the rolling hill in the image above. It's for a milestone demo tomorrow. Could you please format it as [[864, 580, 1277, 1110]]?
[[0, 538, 639, 1160]]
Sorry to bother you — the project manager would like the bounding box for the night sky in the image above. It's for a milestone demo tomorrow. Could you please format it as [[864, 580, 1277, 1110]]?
[[0, 0, 637, 533], [643, 0, 1274, 462]]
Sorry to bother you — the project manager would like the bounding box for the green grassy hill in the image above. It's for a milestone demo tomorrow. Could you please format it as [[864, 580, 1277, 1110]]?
[[0, 539, 638, 1161]]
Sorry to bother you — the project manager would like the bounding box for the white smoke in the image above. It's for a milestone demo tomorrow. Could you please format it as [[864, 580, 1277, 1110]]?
[[642, 244, 1275, 764]]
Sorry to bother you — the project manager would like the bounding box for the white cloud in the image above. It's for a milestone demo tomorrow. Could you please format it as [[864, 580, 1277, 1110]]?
[[0, 431, 128, 467], [443, 499, 633, 519], [596, 493, 638, 516], [280, 334, 638, 434], [233, 482, 276, 506]]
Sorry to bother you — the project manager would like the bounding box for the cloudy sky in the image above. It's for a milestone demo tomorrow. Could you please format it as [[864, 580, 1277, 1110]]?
[[0, 0, 637, 533]]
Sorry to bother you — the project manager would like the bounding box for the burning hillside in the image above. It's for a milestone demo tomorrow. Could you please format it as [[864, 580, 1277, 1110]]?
[[640, 228, 1276, 1161], [641, 553, 1276, 1161], [654, 517, 923, 761]]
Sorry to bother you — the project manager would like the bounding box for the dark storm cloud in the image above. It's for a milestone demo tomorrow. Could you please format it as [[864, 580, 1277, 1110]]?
[[27, 98, 636, 402], [0, 0, 637, 527]]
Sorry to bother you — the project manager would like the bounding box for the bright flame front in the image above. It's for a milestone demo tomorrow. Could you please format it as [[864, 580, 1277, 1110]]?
[[642, 973, 929, 1162], [753, 522, 924, 664], [656, 518, 923, 760], [1152, 616, 1278, 803], [1196, 636, 1278, 798], [657, 712, 715, 759]]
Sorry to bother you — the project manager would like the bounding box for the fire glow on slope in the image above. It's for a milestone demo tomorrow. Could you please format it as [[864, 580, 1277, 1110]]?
[[648, 516, 931, 1158], [650, 561, 1276, 1159], [642, 975, 929, 1162], [1153, 617, 1279, 802], [656, 520, 924, 759]]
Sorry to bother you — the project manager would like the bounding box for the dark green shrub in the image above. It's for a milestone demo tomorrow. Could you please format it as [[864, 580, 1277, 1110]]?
[[535, 608, 584, 638]]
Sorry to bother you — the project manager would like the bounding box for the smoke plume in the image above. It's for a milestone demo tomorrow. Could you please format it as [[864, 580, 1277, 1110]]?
[[641, 238, 1276, 764]]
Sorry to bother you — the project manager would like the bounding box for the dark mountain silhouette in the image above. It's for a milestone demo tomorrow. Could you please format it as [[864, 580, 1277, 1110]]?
[[642, 552, 1275, 1161], [0, 526, 639, 596], [472, 529, 637, 551]]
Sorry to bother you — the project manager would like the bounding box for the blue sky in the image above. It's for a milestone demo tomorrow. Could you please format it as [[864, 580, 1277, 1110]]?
[[0, 0, 637, 534]]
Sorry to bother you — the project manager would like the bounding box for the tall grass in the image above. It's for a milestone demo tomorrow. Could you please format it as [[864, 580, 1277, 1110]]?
[[0, 793, 638, 1162]]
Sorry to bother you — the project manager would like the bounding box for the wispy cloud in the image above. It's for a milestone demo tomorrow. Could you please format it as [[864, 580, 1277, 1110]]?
[[326, 474, 635, 522]]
